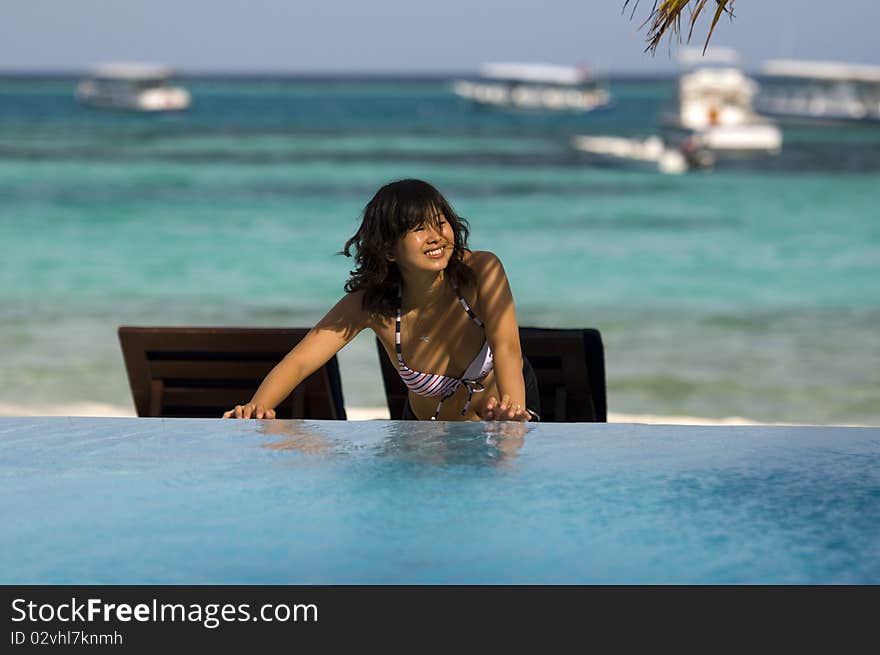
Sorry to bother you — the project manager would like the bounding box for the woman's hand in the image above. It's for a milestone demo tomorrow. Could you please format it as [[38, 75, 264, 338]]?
[[222, 403, 276, 419], [484, 394, 530, 421]]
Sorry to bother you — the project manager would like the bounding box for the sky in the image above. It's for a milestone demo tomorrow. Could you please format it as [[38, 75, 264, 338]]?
[[1, 1, 878, 75]]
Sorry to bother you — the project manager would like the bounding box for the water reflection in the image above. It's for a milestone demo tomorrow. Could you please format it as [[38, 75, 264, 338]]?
[[375, 420, 533, 468], [257, 419, 337, 455], [253, 419, 535, 468]]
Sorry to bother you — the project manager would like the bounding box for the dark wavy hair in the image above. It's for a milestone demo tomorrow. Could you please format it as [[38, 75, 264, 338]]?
[[342, 179, 475, 317]]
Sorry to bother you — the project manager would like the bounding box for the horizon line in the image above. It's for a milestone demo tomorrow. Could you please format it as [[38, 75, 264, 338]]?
[[0, 67, 689, 81]]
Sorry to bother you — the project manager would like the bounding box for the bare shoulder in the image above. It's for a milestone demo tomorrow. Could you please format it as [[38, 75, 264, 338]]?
[[464, 249, 506, 276], [316, 290, 371, 332], [335, 289, 367, 312], [463, 251, 513, 312], [336, 289, 396, 336]]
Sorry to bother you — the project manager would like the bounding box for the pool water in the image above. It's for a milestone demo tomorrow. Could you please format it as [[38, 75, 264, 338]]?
[[1, 417, 878, 584]]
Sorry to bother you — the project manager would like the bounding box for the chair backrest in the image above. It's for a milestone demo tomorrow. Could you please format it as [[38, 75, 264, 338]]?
[[518, 327, 606, 422], [376, 339, 410, 421], [118, 326, 346, 419], [375, 327, 606, 422]]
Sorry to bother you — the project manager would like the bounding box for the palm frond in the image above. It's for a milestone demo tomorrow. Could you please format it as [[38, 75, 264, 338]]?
[[623, 0, 736, 54]]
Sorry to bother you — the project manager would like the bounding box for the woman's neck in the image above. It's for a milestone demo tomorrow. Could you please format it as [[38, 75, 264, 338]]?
[[400, 270, 450, 311]]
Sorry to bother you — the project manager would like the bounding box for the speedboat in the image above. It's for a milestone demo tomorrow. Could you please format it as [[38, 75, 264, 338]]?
[[660, 48, 782, 154], [75, 62, 191, 112], [453, 62, 612, 113], [571, 135, 692, 174], [756, 59, 880, 124]]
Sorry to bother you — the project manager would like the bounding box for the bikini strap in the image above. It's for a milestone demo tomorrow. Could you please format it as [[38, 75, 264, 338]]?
[[452, 282, 484, 327], [430, 379, 485, 421], [394, 285, 406, 366], [394, 307, 405, 366]]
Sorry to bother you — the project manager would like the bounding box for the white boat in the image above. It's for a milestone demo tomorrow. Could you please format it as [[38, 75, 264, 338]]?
[[756, 59, 880, 124], [75, 63, 191, 112], [571, 135, 691, 174], [661, 49, 782, 153], [453, 62, 612, 112]]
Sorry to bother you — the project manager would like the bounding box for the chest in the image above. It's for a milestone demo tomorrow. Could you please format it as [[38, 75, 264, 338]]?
[[376, 295, 486, 377]]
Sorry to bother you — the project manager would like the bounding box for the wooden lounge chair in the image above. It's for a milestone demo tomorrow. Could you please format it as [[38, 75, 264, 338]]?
[[375, 327, 606, 422], [118, 326, 346, 419]]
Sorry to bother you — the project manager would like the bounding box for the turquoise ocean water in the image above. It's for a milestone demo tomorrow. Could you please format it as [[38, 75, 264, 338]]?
[[1, 77, 878, 423]]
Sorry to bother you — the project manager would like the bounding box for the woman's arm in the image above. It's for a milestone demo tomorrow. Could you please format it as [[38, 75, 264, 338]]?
[[471, 251, 530, 421], [223, 292, 369, 418]]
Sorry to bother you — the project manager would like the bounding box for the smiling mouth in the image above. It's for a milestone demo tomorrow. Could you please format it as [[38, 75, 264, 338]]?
[[425, 246, 446, 257]]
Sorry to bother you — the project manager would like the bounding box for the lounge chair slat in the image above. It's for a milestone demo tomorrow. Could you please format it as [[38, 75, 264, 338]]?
[[161, 388, 278, 406], [148, 361, 278, 380], [119, 327, 313, 352]]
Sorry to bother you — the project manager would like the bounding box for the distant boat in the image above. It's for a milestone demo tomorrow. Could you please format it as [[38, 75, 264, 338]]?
[[453, 62, 612, 113], [571, 135, 690, 174], [571, 48, 780, 174], [755, 59, 880, 124], [660, 48, 782, 154], [75, 62, 191, 112]]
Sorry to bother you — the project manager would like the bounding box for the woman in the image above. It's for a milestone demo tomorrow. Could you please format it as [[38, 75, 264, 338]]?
[[223, 179, 540, 422]]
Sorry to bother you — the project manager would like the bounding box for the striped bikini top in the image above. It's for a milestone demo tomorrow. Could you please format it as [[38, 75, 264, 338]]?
[[395, 284, 494, 420]]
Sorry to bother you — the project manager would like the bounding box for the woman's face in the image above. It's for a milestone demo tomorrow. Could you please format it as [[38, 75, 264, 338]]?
[[391, 213, 455, 275]]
